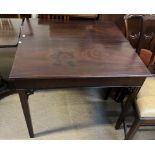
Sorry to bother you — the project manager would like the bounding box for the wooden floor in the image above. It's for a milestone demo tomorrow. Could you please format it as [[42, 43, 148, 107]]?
[[0, 88, 155, 139]]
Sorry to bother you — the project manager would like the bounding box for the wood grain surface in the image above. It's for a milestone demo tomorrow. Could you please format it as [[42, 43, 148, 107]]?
[[9, 19, 151, 88]]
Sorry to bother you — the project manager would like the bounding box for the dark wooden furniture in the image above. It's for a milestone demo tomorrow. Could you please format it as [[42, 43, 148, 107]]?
[[116, 19, 155, 139], [0, 14, 31, 19], [136, 15, 155, 66], [124, 14, 155, 51], [124, 66, 155, 139], [148, 64, 155, 75], [101, 14, 142, 101], [115, 16, 155, 132], [124, 79, 155, 139], [122, 36, 155, 140], [38, 14, 98, 21], [98, 14, 125, 34], [9, 19, 151, 138], [68, 14, 98, 20], [113, 15, 155, 102], [38, 14, 70, 21], [0, 18, 22, 99], [124, 14, 143, 48], [0, 14, 21, 18]]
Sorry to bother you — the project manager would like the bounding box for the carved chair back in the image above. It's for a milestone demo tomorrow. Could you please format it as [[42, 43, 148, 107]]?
[[136, 15, 155, 54], [38, 14, 70, 22], [124, 14, 144, 48]]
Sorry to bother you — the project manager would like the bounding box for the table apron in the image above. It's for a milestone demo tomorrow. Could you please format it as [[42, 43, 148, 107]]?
[[11, 77, 146, 89]]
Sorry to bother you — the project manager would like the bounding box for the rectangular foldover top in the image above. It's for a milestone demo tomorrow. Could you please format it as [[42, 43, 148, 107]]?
[[10, 19, 150, 80], [0, 18, 22, 47]]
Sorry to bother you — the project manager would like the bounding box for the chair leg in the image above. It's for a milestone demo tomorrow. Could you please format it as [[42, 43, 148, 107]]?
[[104, 88, 112, 100], [115, 88, 140, 129], [114, 88, 122, 101], [115, 88, 129, 103], [115, 99, 132, 129], [125, 118, 141, 140]]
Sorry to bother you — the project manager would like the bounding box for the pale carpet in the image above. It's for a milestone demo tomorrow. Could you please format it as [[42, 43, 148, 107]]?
[[0, 88, 154, 139]]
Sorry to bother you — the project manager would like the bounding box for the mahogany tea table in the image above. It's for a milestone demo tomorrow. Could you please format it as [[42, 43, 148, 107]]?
[[9, 19, 151, 138]]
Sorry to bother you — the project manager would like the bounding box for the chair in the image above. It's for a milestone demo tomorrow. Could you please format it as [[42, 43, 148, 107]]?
[[136, 15, 155, 66], [114, 15, 155, 103], [124, 14, 155, 66], [125, 76, 155, 139], [117, 35, 155, 140], [124, 14, 144, 48]]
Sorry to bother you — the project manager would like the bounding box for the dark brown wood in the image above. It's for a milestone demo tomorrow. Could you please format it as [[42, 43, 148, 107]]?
[[12, 77, 146, 89], [136, 15, 155, 54], [10, 19, 150, 82], [38, 14, 70, 21], [149, 35, 155, 65], [104, 88, 112, 100], [18, 90, 34, 138], [38, 14, 98, 21], [117, 65, 155, 138], [0, 18, 22, 47], [125, 118, 141, 140], [124, 112, 155, 139], [0, 14, 20, 18], [0, 14, 31, 19], [98, 14, 125, 35], [124, 14, 143, 49], [9, 19, 151, 138], [123, 14, 155, 50], [113, 14, 155, 104], [148, 64, 155, 75], [115, 87, 141, 129]]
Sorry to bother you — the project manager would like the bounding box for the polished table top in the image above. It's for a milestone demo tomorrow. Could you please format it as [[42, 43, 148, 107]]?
[[7, 18, 152, 138], [10, 19, 151, 88], [0, 18, 22, 47]]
